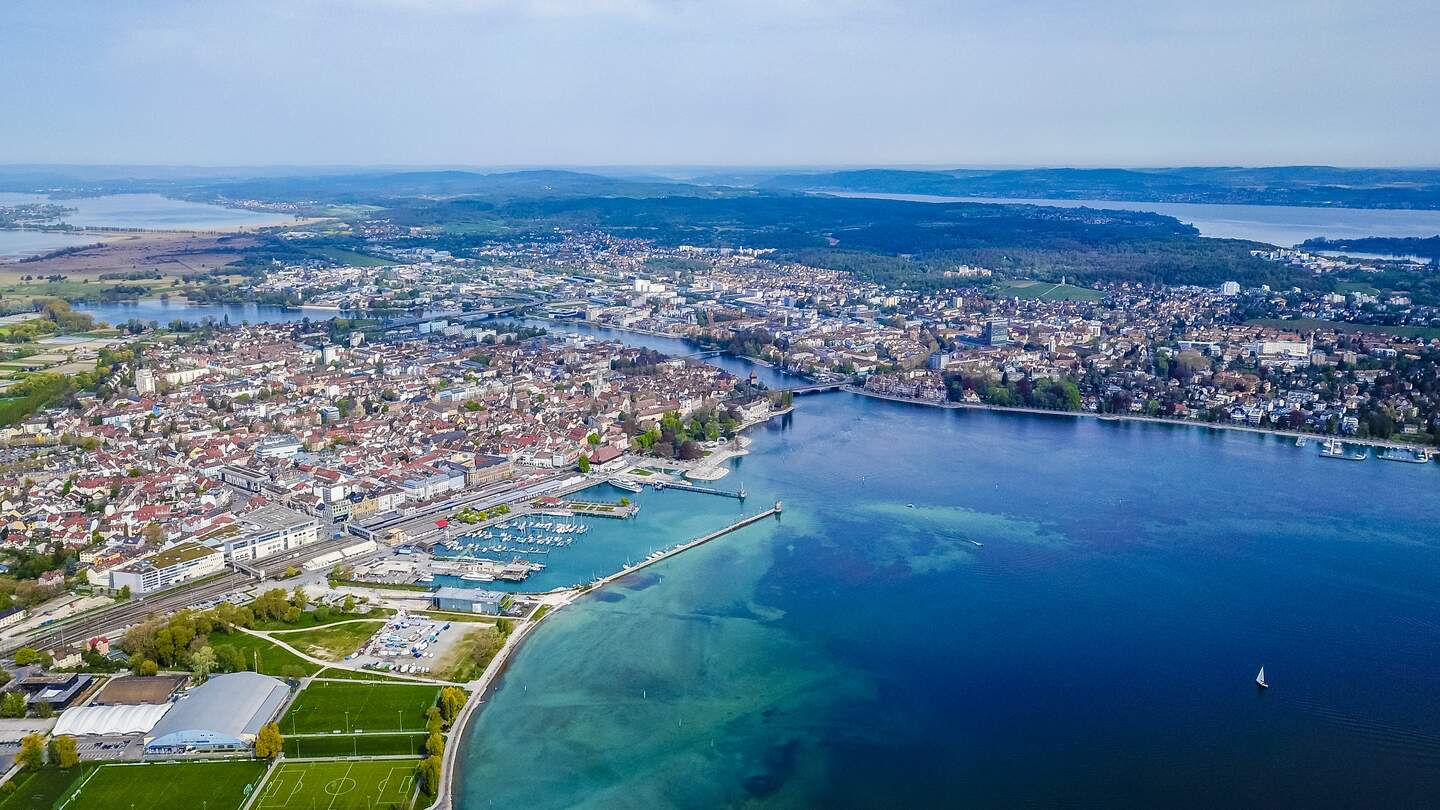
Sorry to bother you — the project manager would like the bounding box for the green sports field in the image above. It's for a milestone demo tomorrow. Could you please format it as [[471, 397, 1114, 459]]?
[[59, 760, 267, 810], [255, 760, 416, 810], [284, 733, 428, 759], [281, 682, 440, 734]]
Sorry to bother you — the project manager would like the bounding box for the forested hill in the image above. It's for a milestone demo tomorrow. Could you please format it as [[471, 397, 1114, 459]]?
[[383, 193, 1293, 291], [1299, 236, 1440, 260], [754, 166, 1440, 210]]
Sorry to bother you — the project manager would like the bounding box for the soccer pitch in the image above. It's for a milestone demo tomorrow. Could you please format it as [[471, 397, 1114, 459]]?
[[256, 760, 417, 810], [60, 760, 267, 810], [281, 682, 441, 734]]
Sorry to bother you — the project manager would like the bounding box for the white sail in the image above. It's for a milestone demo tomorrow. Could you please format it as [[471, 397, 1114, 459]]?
[[1256, 667, 1266, 686]]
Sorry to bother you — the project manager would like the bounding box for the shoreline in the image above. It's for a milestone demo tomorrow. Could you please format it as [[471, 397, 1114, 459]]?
[[843, 385, 1438, 453]]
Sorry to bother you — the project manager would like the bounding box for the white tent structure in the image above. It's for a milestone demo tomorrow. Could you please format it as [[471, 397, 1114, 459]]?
[[53, 703, 172, 736]]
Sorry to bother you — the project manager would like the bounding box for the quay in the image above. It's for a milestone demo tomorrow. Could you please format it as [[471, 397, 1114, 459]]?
[[651, 480, 747, 499], [592, 500, 782, 588]]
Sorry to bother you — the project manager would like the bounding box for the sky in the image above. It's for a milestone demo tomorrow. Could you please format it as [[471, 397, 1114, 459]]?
[[2, 0, 1438, 168]]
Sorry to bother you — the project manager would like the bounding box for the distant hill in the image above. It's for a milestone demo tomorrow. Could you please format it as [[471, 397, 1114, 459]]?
[[756, 166, 1440, 210], [187, 169, 747, 204]]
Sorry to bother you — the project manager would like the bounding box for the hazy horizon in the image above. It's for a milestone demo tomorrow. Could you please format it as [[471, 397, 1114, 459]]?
[[5, 1, 1439, 167]]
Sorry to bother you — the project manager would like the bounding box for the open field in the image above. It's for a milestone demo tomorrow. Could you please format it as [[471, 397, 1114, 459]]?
[[433, 623, 504, 682], [59, 760, 267, 810], [256, 760, 416, 810], [0, 232, 259, 284], [1245, 317, 1440, 340], [281, 681, 440, 734], [995, 279, 1104, 302], [275, 620, 384, 661], [283, 733, 428, 759], [0, 765, 91, 810], [206, 630, 324, 677]]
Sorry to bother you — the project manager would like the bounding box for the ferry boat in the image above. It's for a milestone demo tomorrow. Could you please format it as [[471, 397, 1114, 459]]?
[[608, 478, 644, 493]]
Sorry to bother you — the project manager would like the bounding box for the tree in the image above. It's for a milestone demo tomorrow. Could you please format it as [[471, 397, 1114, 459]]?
[[17, 733, 43, 770], [138, 658, 158, 676], [117, 585, 131, 600], [439, 687, 466, 726], [254, 722, 284, 759], [417, 755, 443, 797], [0, 693, 26, 718], [50, 735, 79, 769], [191, 646, 217, 681], [426, 731, 445, 758], [425, 706, 443, 736], [214, 645, 246, 673], [576, 455, 591, 474], [13, 647, 38, 666]]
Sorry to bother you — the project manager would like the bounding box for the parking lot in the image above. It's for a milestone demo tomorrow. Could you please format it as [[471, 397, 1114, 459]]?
[[344, 612, 472, 677]]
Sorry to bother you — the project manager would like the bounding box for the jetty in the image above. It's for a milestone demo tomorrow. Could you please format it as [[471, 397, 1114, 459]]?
[[591, 500, 782, 587], [651, 480, 747, 499]]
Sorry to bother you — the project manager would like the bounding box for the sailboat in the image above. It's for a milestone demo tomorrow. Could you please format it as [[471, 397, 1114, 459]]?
[[1256, 667, 1268, 689]]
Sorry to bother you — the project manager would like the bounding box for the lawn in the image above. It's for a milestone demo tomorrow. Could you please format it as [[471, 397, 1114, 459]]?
[[205, 630, 323, 677], [255, 760, 417, 810], [252, 607, 388, 631], [59, 760, 267, 810], [996, 279, 1104, 302], [281, 682, 440, 734], [272, 620, 383, 661], [283, 733, 428, 759], [0, 766, 90, 810]]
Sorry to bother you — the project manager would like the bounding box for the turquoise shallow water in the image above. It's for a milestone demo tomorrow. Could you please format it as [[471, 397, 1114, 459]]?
[[456, 393, 1440, 808]]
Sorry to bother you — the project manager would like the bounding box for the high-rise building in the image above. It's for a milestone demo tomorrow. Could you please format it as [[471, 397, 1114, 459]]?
[[982, 318, 1011, 346]]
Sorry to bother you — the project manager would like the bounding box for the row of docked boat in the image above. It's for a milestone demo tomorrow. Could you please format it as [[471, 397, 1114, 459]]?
[[1317, 437, 1434, 463]]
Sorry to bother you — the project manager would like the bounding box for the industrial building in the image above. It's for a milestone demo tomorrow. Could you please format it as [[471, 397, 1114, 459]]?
[[144, 672, 289, 753]]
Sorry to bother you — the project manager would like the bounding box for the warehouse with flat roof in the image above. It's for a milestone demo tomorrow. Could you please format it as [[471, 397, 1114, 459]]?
[[144, 672, 289, 753]]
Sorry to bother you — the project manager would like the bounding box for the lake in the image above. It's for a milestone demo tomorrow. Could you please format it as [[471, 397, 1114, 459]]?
[[455, 345, 1440, 808], [0, 229, 99, 260], [827, 192, 1440, 247], [0, 192, 295, 234], [75, 300, 345, 326]]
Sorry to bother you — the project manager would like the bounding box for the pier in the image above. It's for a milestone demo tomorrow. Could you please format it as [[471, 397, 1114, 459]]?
[[591, 500, 782, 588], [651, 480, 747, 499]]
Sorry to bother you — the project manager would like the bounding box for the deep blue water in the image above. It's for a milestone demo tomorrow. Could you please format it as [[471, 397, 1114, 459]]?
[[456, 393, 1440, 808], [826, 192, 1440, 247]]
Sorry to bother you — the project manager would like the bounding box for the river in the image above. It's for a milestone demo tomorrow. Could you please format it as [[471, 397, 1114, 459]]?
[[453, 330, 1440, 808], [825, 192, 1440, 247]]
